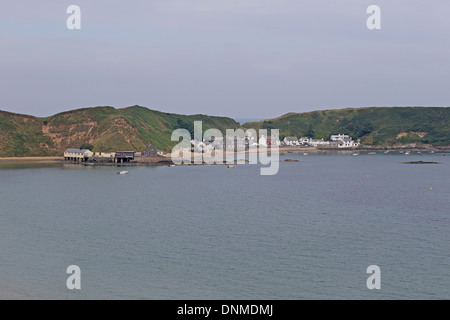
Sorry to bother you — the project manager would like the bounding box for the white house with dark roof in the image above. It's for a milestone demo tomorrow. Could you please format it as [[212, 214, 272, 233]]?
[[299, 137, 309, 145], [283, 136, 298, 146], [330, 134, 360, 148]]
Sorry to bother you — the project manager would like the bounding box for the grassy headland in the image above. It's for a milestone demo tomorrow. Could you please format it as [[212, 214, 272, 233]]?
[[243, 107, 450, 146], [0, 105, 240, 157]]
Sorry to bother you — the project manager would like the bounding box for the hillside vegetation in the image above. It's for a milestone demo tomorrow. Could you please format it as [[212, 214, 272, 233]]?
[[1, 106, 448, 157], [0, 105, 240, 157], [243, 107, 450, 146]]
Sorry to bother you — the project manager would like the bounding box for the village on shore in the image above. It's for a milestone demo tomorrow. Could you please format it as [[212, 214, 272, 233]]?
[[56, 132, 449, 167], [63, 134, 360, 165], [189, 133, 360, 152]]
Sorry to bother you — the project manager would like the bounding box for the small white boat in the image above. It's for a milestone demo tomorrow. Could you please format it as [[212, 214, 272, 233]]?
[[352, 153, 359, 156], [368, 152, 376, 155], [118, 170, 128, 175], [405, 152, 410, 155], [227, 165, 236, 168], [168, 164, 175, 167], [303, 153, 308, 156]]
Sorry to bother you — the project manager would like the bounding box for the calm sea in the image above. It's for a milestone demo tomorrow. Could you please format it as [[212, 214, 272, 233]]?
[[0, 152, 449, 299]]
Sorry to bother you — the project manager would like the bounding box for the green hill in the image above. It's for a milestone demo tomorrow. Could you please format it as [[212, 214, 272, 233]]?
[[0, 105, 240, 157], [1, 106, 448, 157], [243, 107, 450, 146]]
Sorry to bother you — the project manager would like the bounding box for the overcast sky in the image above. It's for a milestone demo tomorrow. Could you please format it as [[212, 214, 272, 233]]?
[[1, 0, 450, 119]]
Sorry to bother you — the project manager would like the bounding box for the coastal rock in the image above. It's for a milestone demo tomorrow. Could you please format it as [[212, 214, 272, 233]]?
[[402, 161, 440, 164]]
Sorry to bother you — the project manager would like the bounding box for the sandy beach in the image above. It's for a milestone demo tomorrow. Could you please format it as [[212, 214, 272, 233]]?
[[277, 146, 320, 153], [0, 157, 63, 164]]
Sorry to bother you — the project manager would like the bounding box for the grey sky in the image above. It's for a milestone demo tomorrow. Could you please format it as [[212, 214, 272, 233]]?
[[1, 0, 449, 119]]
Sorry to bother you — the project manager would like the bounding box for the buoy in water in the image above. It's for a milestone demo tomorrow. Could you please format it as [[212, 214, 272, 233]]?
[[366, 175, 369, 178], [429, 187, 433, 190]]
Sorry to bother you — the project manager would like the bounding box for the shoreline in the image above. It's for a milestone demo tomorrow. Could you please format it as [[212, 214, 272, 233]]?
[[0, 145, 448, 165], [0, 157, 63, 164]]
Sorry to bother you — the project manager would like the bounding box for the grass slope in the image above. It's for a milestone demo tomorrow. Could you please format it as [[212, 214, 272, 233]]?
[[243, 107, 450, 146], [0, 105, 240, 157]]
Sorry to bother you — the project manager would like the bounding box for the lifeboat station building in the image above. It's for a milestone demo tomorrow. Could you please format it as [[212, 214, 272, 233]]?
[[64, 148, 94, 162]]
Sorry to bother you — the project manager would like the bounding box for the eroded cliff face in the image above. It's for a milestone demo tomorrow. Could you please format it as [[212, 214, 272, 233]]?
[[41, 117, 145, 153], [0, 109, 147, 156], [0, 106, 241, 156], [42, 120, 98, 148]]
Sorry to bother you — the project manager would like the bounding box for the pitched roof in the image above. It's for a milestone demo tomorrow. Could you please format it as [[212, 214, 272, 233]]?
[[65, 148, 89, 153]]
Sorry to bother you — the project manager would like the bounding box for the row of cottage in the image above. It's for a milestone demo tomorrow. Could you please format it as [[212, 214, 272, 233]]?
[[64, 134, 360, 161], [190, 134, 359, 151], [64, 144, 163, 163], [284, 134, 360, 148]]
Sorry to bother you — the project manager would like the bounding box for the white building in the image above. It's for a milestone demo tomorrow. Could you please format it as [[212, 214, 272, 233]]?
[[330, 134, 350, 141], [307, 139, 330, 147], [299, 138, 330, 147], [206, 136, 246, 150], [283, 136, 298, 146], [94, 152, 115, 158], [330, 134, 360, 148], [225, 136, 246, 150], [64, 148, 94, 161], [299, 137, 309, 145], [259, 135, 267, 147]]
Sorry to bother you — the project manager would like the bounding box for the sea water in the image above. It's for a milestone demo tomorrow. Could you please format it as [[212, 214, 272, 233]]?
[[0, 152, 448, 299]]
